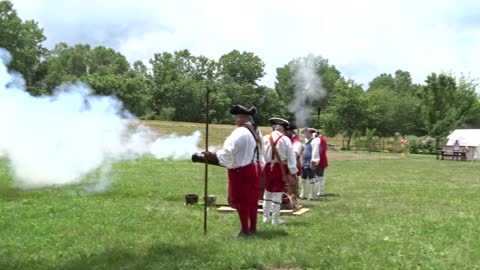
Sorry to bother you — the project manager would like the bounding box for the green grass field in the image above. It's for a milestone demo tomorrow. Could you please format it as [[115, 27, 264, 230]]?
[[1, 122, 480, 269]]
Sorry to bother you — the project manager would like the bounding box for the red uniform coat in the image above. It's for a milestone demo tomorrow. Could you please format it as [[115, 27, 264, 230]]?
[[319, 135, 328, 169]]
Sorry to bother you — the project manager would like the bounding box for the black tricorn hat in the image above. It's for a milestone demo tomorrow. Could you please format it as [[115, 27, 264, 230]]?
[[285, 123, 297, 131], [268, 117, 290, 127], [229, 105, 257, 116]]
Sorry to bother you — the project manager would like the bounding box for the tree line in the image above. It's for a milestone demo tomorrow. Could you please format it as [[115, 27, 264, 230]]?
[[2, 0, 480, 148]]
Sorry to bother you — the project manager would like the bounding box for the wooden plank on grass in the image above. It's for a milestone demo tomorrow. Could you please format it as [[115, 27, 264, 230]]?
[[217, 206, 295, 215], [257, 209, 294, 215], [292, 208, 310, 216], [217, 206, 236, 212]]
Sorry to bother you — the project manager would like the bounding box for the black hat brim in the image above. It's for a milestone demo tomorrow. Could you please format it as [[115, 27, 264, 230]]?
[[268, 117, 290, 127], [285, 124, 297, 131], [229, 105, 256, 116]]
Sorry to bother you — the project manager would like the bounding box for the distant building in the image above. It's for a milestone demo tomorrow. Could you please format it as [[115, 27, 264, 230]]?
[[446, 129, 480, 161]]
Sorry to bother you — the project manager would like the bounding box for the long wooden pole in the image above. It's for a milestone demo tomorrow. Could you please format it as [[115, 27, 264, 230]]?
[[317, 106, 321, 128], [203, 85, 209, 235]]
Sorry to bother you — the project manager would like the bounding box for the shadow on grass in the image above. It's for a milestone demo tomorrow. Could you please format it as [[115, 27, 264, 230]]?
[[252, 229, 288, 239], [57, 242, 219, 270], [0, 186, 24, 201], [324, 192, 340, 197], [283, 220, 311, 226], [0, 185, 100, 203], [297, 193, 341, 205]]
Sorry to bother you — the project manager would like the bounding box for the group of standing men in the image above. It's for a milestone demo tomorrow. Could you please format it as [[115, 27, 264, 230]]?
[[203, 104, 328, 237]]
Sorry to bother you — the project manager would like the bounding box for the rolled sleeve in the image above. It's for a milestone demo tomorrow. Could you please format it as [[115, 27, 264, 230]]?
[[217, 138, 235, 167]]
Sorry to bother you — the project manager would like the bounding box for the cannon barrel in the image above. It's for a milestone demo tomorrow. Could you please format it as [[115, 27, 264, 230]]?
[[191, 153, 222, 167]]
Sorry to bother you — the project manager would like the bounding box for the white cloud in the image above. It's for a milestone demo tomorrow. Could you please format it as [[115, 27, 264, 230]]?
[[10, 0, 480, 87]]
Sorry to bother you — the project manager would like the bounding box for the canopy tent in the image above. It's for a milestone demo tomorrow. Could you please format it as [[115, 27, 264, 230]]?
[[446, 129, 480, 161]]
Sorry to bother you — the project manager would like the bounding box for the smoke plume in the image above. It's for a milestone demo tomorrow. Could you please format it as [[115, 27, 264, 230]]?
[[0, 49, 200, 190], [289, 55, 327, 128]]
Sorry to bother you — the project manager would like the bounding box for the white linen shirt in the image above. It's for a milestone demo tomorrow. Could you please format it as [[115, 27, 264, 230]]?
[[292, 139, 304, 157], [263, 131, 298, 175], [217, 126, 265, 169], [310, 137, 322, 165]]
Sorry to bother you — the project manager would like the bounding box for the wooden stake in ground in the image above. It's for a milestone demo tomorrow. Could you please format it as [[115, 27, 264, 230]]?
[[203, 85, 210, 235]]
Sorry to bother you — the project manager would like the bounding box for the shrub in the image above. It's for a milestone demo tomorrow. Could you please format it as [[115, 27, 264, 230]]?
[[406, 135, 440, 154], [353, 128, 383, 152]]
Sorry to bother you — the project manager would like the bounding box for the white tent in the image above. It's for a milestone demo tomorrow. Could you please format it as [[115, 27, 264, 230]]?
[[446, 129, 480, 161]]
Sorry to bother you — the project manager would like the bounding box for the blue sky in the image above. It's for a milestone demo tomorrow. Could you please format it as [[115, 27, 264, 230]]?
[[10, 0, 480, 88]]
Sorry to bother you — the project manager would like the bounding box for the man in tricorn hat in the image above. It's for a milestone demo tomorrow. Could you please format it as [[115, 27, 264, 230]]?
[[262, 118, 298, 225], [284, 123, 303, 197], [203, 105, 265, 237]]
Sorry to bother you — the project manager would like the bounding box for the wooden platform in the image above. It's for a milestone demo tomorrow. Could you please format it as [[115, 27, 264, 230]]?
[[217, 206, 310, 216]]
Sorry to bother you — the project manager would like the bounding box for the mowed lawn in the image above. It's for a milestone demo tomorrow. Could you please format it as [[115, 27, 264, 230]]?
[[1, 122, 480, 269]]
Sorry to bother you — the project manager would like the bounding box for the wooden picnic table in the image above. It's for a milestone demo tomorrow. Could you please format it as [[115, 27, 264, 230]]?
[[439, 150, 466, 161]]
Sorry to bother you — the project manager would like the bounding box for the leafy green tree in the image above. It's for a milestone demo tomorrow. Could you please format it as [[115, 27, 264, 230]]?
[[36, 43, 150, 117], [368, 70, 417, 95], [132, 60, 149, 78], [365, 87, 422, 136], [0, 0, 46, 89], [367, 73, 395, 92], [149, 50, 215, 121], [366, 70, 424, 136], [275, 55, 341, 123], [218, 50, 265, 85], [39, 43, 132, 91], [419, 73, 480, 137], [88, 46, 130, 75], [455, 75, 480, 126], [276, 56, 341, 102], [274, 63, 295, 102], [82, 73, 150, 117], [393, 70, 414, 94], [40, 43, 91, 91], [321, 78, 367, 149], [254, 86, 286, 125]]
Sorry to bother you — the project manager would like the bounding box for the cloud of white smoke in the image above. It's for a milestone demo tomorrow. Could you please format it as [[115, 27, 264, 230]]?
[[0, 48, 200, 190], [289, 55, 327, 128]]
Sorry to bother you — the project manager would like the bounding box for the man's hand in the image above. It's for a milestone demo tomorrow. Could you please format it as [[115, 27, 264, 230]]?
[[201, 151, 216, 160], [309, 162, 317, 170], [200, 151, 220, 166]]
